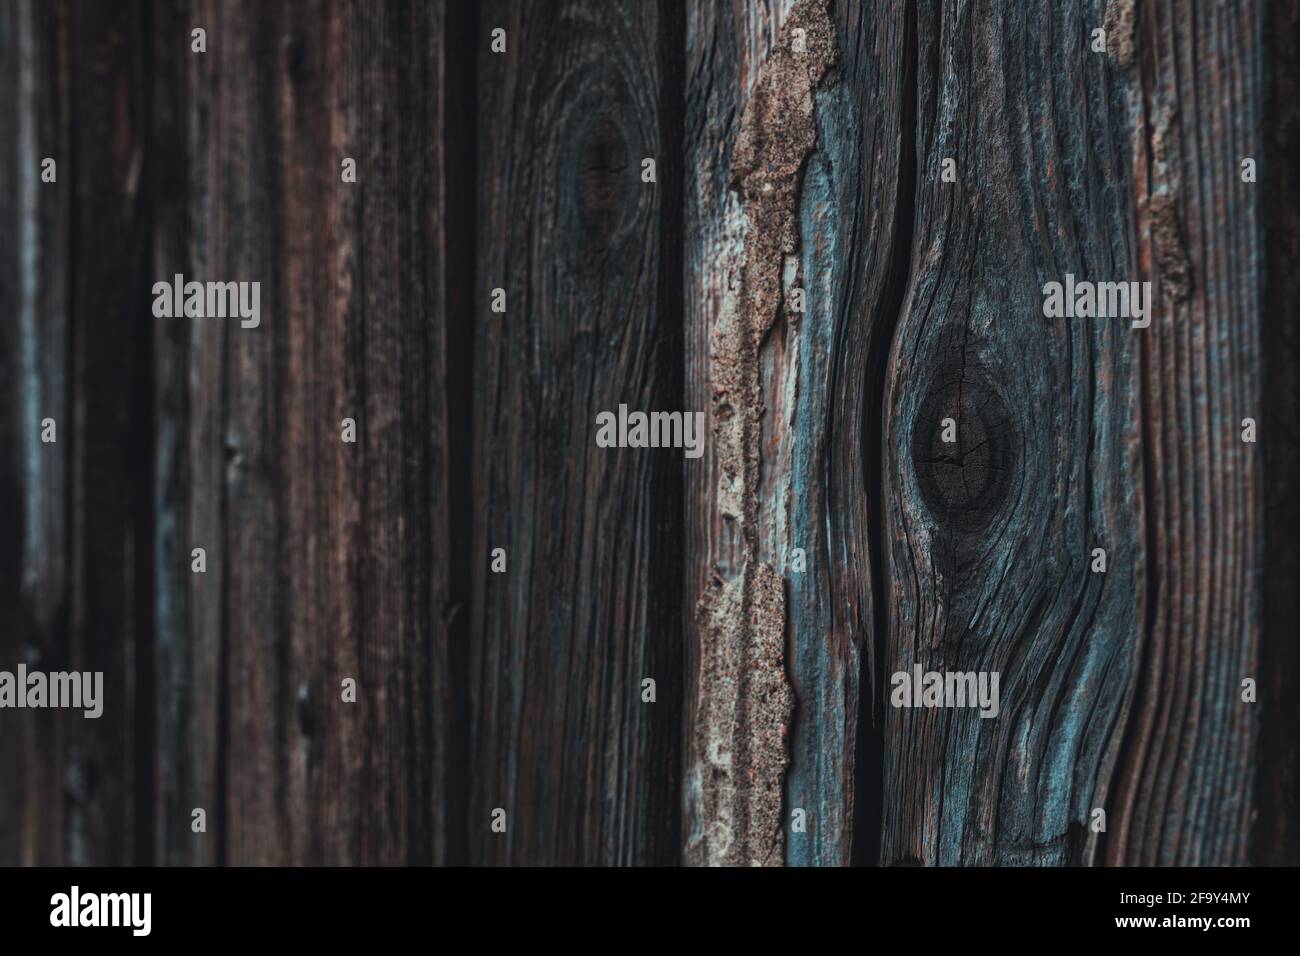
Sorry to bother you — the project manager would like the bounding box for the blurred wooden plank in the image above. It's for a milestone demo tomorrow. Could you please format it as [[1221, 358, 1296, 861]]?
[[0, 0, 153, 866], [167, 0, 462, 864], [65, 0, 153, 867], [148, 0, 214, 868], [0, 0, 74, 867], [469, 0, 685, 865]]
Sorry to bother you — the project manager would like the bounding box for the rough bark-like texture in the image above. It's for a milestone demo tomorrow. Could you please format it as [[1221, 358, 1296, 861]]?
[[687, 0, 839, 869], [469, 0, 684, 865], [683, 0, 914, 867]]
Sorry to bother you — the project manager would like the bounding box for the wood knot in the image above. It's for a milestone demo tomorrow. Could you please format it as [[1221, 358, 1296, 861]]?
[[281, 33, 306, 79], [560, 104, 641, 269], [574, 113, 630, 238], [911, 370, 1016, 532], [296, 682, 317, 738]]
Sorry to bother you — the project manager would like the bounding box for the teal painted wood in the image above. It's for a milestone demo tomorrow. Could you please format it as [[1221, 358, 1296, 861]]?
[[682, 0, 909, 866], [784, 0, 914, 866], [880, 0, 1143, 866], [878, 0, 1272, 866]]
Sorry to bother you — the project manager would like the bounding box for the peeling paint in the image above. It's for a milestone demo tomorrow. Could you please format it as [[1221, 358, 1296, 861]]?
[[688, 0, 838, 867], [1103, 0, 1136, 70]]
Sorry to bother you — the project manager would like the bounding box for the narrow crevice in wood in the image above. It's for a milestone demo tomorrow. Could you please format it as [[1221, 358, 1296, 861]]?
[[214, 314, 231, 868], [853, 0, 919, 868], [132, 0, 160, 866], [443, 0, 477, 867], [1254, 0, 1300, 867], [656, 0, 687, 866]]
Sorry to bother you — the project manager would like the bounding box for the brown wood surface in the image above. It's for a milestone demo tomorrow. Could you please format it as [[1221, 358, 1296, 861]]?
[[1, 0, 1294, 867]]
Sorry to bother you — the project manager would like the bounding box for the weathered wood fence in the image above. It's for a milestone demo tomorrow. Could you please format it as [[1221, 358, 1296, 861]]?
[[1, 0, 1296, 866]]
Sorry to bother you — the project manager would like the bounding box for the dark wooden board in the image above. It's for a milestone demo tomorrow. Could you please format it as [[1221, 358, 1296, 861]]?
[[468, 0, 685, 865], [1, 0, 153, 865], [1104, 0, 1264, 866]]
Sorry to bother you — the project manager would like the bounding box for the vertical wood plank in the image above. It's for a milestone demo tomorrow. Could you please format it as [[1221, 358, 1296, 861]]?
[[1106, 0, 1263, 866], [170, 0, 460, 864], [66, 0, 153, 866], [0, 0, 73, 866], [683, 0, 793, 868], [881, 0, 1143, 865], [149, 0, 217, 866], [683, 0, 908, 866], [0, 0, 152, 865], [470, 0, 684, 865]]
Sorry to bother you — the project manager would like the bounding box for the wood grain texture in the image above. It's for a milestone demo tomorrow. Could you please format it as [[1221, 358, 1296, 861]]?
[[170, 0, 462, 864], [469, 0, 685, 865], [1105, 0, 1263, 866], [0, 0, 74, 866], [682, 0, 910, 866], [880, 0, 1145, 866], [0, 0, 1294, 868], [0, 0, 153, 865]]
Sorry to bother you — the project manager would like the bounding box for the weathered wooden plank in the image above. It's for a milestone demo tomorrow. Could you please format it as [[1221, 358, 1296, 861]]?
[[66, 0, 153, 866], [148, 0, 215, 867], [683, 0, 909, 866], [683, 0, 793, 870], [0, 0, 153, 865], [880, 0, 1143, 865], [1105, 0, 1263, 866], [0, 0, 74, 866], [169, 0, 461, 864], [469, 0, 684, 865]]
